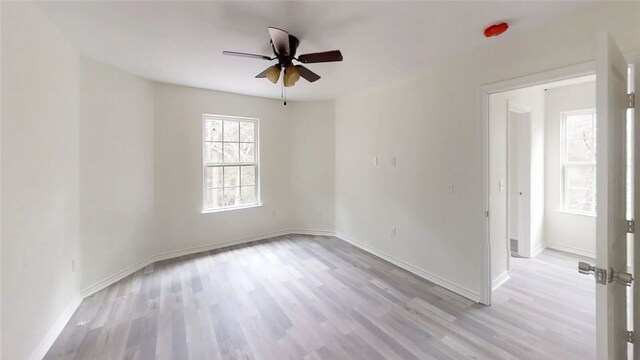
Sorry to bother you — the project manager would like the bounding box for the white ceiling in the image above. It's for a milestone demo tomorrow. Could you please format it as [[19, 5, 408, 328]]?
[[36, 1, 591, 101]]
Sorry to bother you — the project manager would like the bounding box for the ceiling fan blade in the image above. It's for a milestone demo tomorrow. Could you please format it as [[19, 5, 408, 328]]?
[[222, 51, 273, 60], [268, 27, 290, 56], [289, 35, 300, 57], [255, 67, 271, 78], [297, 50, 343, 64], [295, 65, 321, 83]]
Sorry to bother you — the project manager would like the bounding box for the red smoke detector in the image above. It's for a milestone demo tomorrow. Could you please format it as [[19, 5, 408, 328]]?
[[484, 22, 509, 38]]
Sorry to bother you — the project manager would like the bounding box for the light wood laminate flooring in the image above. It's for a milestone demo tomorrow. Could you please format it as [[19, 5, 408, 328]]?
[[45, 235, 595, 359]]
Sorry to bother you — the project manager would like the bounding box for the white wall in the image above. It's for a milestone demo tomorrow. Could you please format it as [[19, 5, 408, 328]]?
[[2, 1, 640, 357], [153, 83, 295, 255], [289, 101, 336, 232], [335, 1, 640, 299], [1, 3, 81, 359], [545, 81, 597, 257], [79, 58, 156, 290]]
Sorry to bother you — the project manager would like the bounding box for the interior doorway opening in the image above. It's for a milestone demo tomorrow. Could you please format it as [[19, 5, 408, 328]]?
[[488, 74, 598, 357]]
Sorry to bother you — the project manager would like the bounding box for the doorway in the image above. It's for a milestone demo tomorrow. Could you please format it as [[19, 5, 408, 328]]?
[[486, 74, 599, 357], [481, 36, 639, 358]]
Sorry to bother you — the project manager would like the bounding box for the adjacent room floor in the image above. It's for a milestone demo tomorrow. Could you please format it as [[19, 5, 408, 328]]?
[[45, 235, 595, 360]]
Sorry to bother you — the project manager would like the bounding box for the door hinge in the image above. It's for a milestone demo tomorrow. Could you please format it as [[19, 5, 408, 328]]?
[[628, 219, 635, 234], [628, 330, 634, 344], [629, 92, 635, 109]]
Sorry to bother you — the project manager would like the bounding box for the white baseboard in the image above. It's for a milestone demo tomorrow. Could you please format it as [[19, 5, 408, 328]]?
[[491, 271, 510, 291], [546, 242, 595, 258], [29, 294, 83, 360], [288, 228, 336, 237], [334, 232, 480, 303], [80, 228, 299, 298], [531, 241, 547, 258]]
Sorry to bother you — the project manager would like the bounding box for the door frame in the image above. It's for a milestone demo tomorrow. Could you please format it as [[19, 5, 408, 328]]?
[[480, 61, 595, 305], [480, 51, 640, 306]]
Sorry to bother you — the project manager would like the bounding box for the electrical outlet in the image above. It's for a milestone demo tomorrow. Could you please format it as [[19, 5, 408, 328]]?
[[372, 156, 378, 166], [390, 227, 396, 237]]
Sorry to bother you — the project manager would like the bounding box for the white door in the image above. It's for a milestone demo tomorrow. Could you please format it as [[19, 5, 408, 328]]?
[[594, 31, 632, 360], [507, 103, 532, 259]]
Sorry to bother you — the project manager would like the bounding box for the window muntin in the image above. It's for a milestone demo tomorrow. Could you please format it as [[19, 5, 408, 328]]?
[[561, 110, 597, 215], [203, 115, 259, 212]]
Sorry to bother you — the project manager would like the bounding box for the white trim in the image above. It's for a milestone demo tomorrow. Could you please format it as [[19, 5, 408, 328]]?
[[287, 228, 337, 237], [479, 85, 492, 305], [80, 228, 294, 298], [29, 294, 83, 360], [557, 209, 597, 218], [531, 241, 547, 258], [546, 242, 596, 258], [334, 231, 481, 303], [491, 271, 510, 291], [201, 203, 262, 214]]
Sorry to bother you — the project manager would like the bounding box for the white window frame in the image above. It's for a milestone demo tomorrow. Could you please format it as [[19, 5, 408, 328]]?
[[202, 114, 261, 213], [560, 109, 597, 216]]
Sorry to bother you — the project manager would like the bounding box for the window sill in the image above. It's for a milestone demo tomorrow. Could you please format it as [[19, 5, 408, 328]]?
[[557, 209, 596, 218], [201, 203, 262, 214]]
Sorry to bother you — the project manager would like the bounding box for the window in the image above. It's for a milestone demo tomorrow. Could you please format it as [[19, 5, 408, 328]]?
[[561, 110, 597, 215], [203, 114, 259, 212]]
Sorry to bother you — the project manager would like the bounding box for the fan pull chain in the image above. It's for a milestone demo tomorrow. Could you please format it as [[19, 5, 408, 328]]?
[[283, 83, 287, 105]]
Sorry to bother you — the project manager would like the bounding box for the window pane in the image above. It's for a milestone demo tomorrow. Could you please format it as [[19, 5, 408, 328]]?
[[566, 165, 596, 189], [205, 119, 222, 141], [223, 143, 240, 163], [224, 166, 240, 187], [203, 117, 259, 211], [223, 187, 239, 206], [240, 143, 255, 162], [565, 113, 596, 162], [566, 114, 595, 141], [204, 142, 223, 163], [206, 188, 223, 209], [206, 167, 223, 188], [566, 139, 595, 162], [223, 120, 240, 142], [566, 187, 596, 213], [240, 186, 256, 205], [241, 166, 255, 186], [240, 122, 255, 142]]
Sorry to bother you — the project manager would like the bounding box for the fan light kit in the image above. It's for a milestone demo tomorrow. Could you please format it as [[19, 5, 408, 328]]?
[[223, 27, 343, 105]]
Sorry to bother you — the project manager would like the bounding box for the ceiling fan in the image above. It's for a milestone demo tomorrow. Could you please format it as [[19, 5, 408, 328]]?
[[223, 27, 343, 103]]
